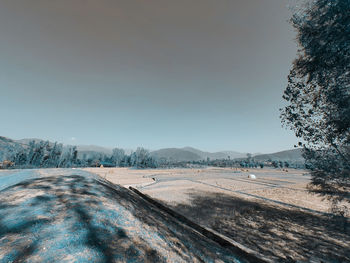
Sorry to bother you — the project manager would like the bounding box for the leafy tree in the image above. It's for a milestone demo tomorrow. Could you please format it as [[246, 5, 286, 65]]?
[[284, 161, 290, 168], [132, 147, 158, 168], [31, 141, 45, 167], [59, 146, 78, 168], [279, 161, 284, 168], [50, 142, 63, 167], [112, 148, 125, 167], [246, 153, 252, 163], [11, 150, 27, 167], [271, 161, 279, 168], [26, 141, 36, 166], [281, 0, 350, 207]]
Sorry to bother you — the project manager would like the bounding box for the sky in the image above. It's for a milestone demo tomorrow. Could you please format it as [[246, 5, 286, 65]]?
[[0, 0, 299, 153]]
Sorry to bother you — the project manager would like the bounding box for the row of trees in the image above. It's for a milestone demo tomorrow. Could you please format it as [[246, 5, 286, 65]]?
[[6, 141, 158, 169], [109, 147, 158, 168], [165, 157, 299, 169], [5, 143, 299, 170], [10, 141, 78, 168]]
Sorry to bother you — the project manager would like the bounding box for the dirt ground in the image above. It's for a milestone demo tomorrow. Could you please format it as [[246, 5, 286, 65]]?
[[87, 167, 350, 262], [86, 167, 336, 213]]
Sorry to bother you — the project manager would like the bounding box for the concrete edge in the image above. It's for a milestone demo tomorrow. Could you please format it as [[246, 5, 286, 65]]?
[[129, 187, 273, 263]]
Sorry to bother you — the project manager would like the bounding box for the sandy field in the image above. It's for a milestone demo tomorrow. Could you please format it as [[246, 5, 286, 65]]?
[[85, 167, 334, 214], [86, 167, 350, 262]]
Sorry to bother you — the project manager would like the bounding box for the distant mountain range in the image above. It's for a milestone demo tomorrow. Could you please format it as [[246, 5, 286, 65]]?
[[150, 147, 246, 162], [150, 147, 303, 162], [72, 145, 113, 159], [150, 148, 202, 162], [75, 145, 113, 155], [0, 136, 303, 162], [252, 149, 304, 162]]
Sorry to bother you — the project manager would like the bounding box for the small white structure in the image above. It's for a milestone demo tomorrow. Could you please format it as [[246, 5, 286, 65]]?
[[248, 174, 256, 179]]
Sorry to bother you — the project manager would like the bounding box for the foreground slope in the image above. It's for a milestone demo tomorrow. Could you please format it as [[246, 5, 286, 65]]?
[[0, 169, 242, 263]]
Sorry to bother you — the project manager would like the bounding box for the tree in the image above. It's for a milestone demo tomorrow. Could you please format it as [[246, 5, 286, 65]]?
[[281, 0, 350, 208], [279, 161, 284, 169], [284, 161, 290, 168], [112, 148, 125, 167], [31, 141, 45, 167], [50, 142, 63, 168], [271, 161, 279, 168], [130, 147, 158, 168], [246, 153, 252, 162], [26, 140, 36, 166], [10, 150, 27, 167], [59, 146, 78, 168]]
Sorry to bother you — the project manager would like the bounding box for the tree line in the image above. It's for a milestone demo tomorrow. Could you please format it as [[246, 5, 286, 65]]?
[[5, 140, 158, 169], [2, 141, 301, 170]]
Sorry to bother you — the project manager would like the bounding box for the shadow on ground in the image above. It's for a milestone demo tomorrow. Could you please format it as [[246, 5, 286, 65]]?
[[0, 172, 241, 263], [169, 191, 350, 262]]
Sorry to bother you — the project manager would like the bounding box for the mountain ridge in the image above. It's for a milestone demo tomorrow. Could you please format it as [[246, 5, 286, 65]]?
[[252, 148, 304, 162]]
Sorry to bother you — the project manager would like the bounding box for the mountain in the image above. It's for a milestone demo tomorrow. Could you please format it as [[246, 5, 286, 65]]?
[[16, 138, 46, 145], [75, 145, 113, 157], [151, 147, 304, 163], [252, 149, 304, 162], [150, 148, 202, 162], [75, 145, 113, 154], [0, 136, 21, 148], [72, 145, 113, 159], [182, 147, 246, 160], [150, 147, 246, 162]]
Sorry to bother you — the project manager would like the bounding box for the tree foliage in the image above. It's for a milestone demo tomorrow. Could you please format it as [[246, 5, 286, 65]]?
[[281, 0, 350, 204], [6, 142, 159, 169], [112, 148, 126, 167]]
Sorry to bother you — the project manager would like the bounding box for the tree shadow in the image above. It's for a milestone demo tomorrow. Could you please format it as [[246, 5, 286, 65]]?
[[168, 191, 350, 262], [0, 174, 241, 262], [0, 175, 167, 262]]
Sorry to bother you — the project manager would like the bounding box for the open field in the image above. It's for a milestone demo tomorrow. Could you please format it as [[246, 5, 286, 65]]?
[[85, 167, 334, 213], [87, 167, 350, 262]]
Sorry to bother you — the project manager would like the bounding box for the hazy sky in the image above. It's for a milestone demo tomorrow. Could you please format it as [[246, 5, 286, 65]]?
[[0, 0, 299, 153]]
